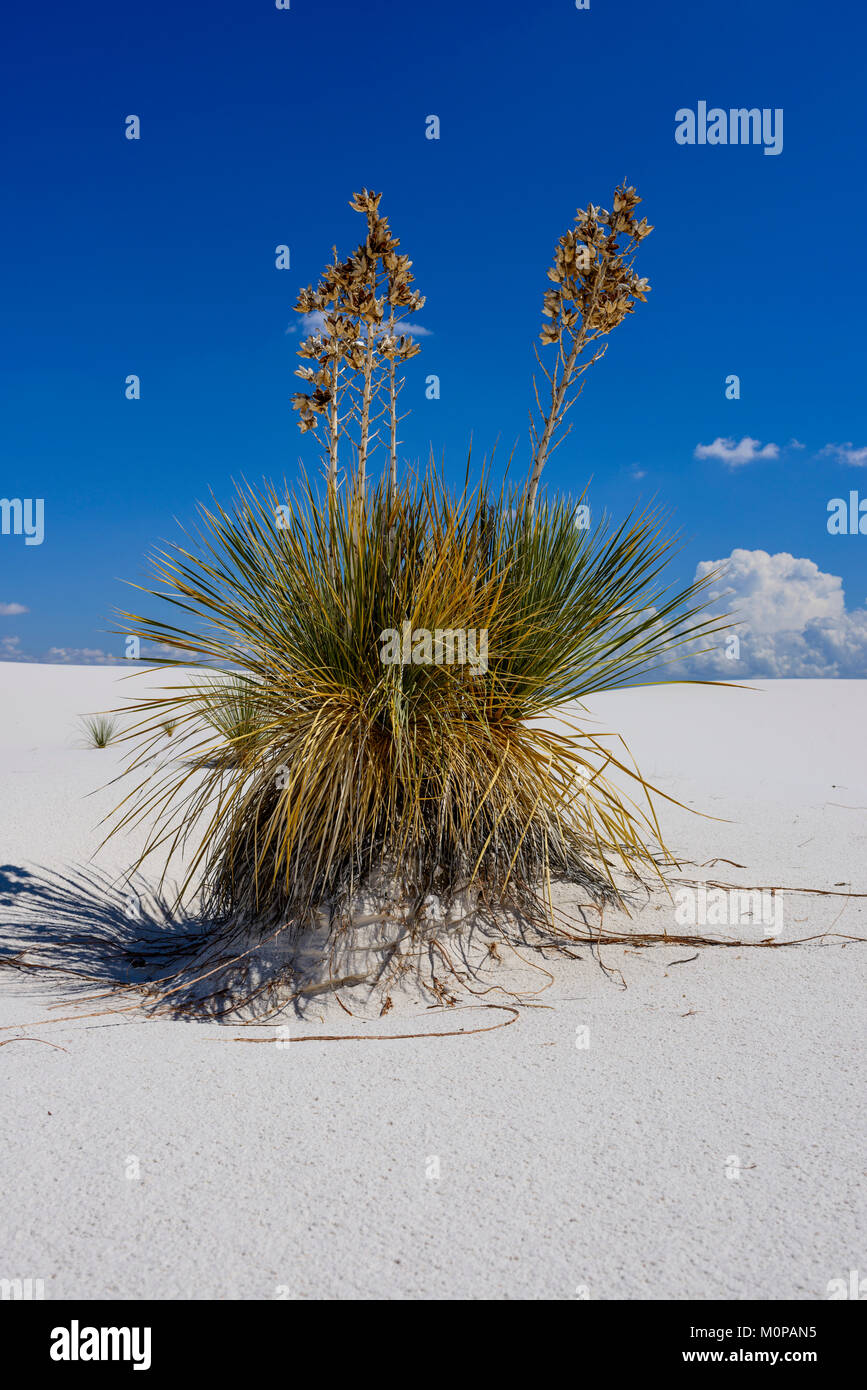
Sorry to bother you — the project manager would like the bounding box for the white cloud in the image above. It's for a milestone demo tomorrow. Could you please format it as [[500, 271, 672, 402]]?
[[43, 647, 124, 665], [0, 639, 123, 665], [286, 310, 327, 336], [287, 310, 432, 338], [694, 437, 780, 468], [820, 442, 867, 467], [0, 601, 28, 616], [695, 550, 844, 634], [0, 633, 207, 666], [682, 549, 867, 678], [140, 641, 202, 662]]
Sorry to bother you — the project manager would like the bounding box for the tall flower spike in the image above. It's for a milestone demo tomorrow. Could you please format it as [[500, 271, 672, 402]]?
[[291, 192, 425, 509], [525, 183, 652, 516]]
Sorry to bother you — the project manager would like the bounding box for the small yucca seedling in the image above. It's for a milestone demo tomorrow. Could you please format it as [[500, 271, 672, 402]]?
[[108, 184, 727, 1012], [79, 714, 119, 749], [195, 675, 266, 768]]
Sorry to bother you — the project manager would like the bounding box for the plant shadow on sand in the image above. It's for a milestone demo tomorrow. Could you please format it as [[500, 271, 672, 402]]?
[[0, 862, 617, 1027], [0, 863, 225, 1015]]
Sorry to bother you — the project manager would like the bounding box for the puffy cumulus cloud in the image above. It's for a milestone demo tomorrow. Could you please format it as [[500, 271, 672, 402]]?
[[0, 601, 28, 616], [681, 549, 867, 678], [695, 550, 844, 634], [820, 442, 867, 467], [694, 437, 780, 468]]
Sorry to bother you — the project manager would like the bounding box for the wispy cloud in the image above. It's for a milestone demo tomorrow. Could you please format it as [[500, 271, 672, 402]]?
[[694, 437, 780, 468], [42, 647, 125, 665], [0, 601, 28, 616], [0, 637, 123, 664], [819, 442, 867, 467], [287, 310, 432, 338], [0, 635, 207, 666]]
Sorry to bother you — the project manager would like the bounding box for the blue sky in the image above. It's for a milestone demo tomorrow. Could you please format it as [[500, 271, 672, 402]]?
[[1, 0, 865, 674]]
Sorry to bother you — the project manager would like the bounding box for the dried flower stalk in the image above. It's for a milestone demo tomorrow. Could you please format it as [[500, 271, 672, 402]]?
[[525, 183, 652, 516], [291, 190, 424, 509]]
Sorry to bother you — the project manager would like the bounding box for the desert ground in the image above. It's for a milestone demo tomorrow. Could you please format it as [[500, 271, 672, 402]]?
[[0, 664, 864, 1299]]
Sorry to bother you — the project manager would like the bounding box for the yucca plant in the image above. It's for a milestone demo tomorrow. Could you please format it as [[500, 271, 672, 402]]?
[[79, 713, 119, 749], [108, 185, 725, 1008]]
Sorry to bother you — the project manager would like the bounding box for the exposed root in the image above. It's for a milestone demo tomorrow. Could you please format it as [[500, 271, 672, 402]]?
[[0, 860, 863, 1042], [227, 1003, 521, 1043], [0, 1036, 69, 1052]]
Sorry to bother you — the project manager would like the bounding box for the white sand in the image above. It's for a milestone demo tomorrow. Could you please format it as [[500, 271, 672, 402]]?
[[0, 664, 864, 1299]]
